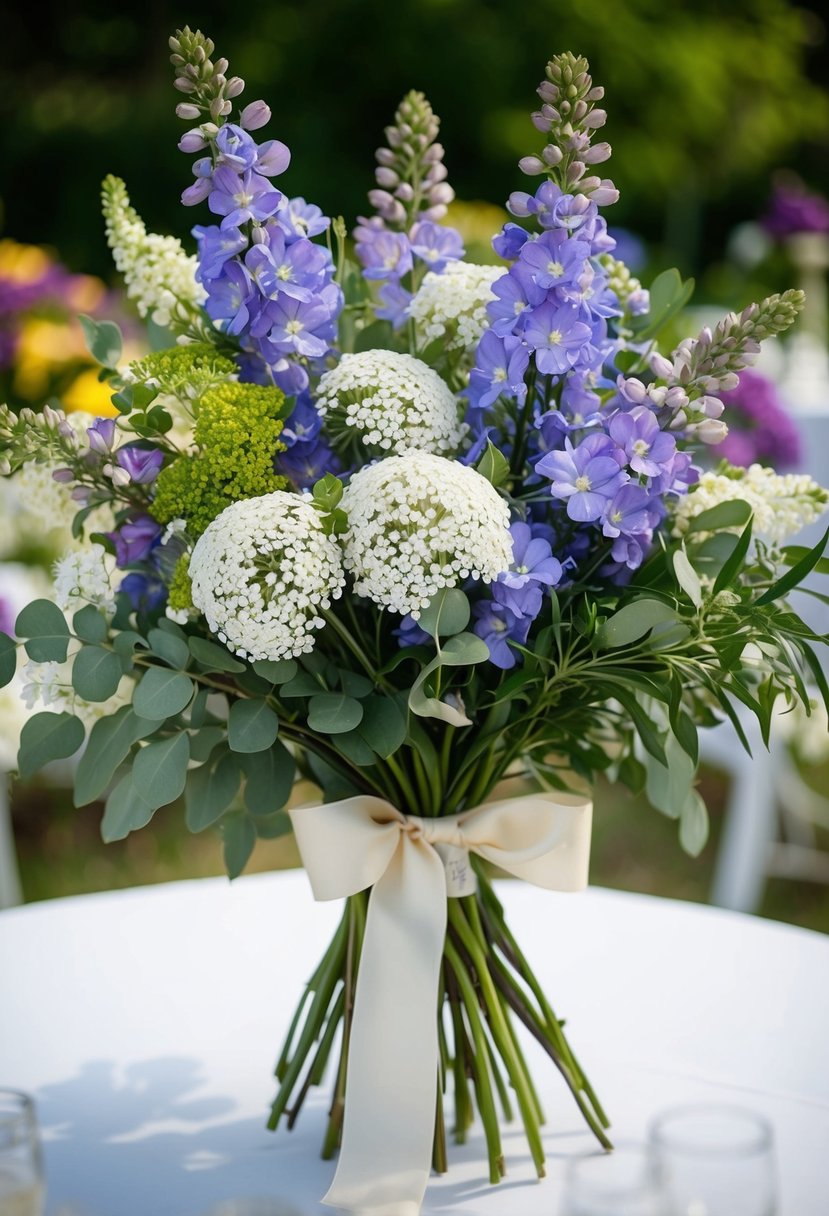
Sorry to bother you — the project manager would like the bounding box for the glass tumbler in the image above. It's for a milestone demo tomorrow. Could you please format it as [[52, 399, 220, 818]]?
[[560, 1144, 672, 1216], [649, 1103, 776, 1216], [0, 1090, 45, 1216]]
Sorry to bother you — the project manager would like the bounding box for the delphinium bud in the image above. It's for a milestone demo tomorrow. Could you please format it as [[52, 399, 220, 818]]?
[[521, 53, 618, 207], [169, 26, 245, 125], [370, 90, 456, 230]]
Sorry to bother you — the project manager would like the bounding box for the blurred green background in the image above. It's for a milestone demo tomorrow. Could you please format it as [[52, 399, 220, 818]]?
[[3, 0, 829, 923]]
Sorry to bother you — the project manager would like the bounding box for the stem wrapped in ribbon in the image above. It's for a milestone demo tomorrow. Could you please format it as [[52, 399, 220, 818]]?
[[289, 790, 593, 1216]]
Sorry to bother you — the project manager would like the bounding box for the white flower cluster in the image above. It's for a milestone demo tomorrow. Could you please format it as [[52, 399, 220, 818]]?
[[672, 464, 828, 544], [315, 350, 465, 456], [102, 176, 206, 328], [189, 492, 345, 662], [341, 450, 512, 617], [52, 543, 117, 615], [408, 262, 505, 352]]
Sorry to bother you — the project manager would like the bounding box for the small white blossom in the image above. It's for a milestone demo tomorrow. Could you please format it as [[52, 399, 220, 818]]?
[[102, 176, 206, 327], [189, 492, 345, 662], [341, 450, 512, 617], [315, 350, 465, 456], [672, 464, 828, 544], [408, 262, 505, 353], [21, 653, 133, 726], [52, 543, 117, 615]]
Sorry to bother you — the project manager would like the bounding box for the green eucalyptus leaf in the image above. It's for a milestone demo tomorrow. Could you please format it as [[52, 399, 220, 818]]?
[[79, 314, 122, 369], [358, 695, 408, 758], [16, 600, 70, 662], [189, 725, 226, 762], [679, 788, 709, 856], [252, 658, 298, 684], [74, 706, 158, 806], [334, 729, 377, 767], [133, 668, 194, 721], [188, 636, 246, 673], [644, 732, 695, 819], [0, 632, 17, 690], [228, 698, 279, 752], [279, 672, 323, 698], [241, 740, 295, 813], [307, 693, 364, 734], [133, 732, 190, 810], [418, 589, 471, 639], [101, 772, 155, 842], [185, 750, 242, 831], [409, 632, 489, 726], [339, 670, 374, 699], [18, 712, 84, 779], [221, 812, 256, 879], [72, 605, 108, 644], [148, 627, 191, 669], [597, 600, 678, 650], [250, 809, 293, 839], [71, 646, 123, 702]]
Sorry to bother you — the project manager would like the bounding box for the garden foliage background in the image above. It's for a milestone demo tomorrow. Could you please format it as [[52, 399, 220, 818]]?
[[2, 0, 829, 927]]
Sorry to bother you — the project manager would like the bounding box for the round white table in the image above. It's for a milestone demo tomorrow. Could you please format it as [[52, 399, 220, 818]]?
[[1, 872, 827, 1216]]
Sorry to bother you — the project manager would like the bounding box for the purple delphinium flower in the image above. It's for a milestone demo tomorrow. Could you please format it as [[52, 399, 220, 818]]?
[[356, 229, 413, 281], [215, 124, 259, 171], [274, 197, 330, 241], [601, 483, 655, 539], [376, 281, 413, 327], [499, 521, 563, 594], [193, 225, 248, 280], [466, 332, 530, 411], [409, 220, 464, 272], [487, 271, 545, 337], [107, 515, 163, 568], [86, 417, 118, 455], [115, 446, 165, 485], [608, 407, 677, 478], [492, 579, 543, 620], [120, 571, 167, 613], [394, 613, 432, 648], [517, 230, 591, 293], [492, 223, 530, 261], [208, 167, 283, 229], [278, 437, 341, 489], [254, 295, 335, 359], [716, 369, 801, 470], [472, 598, 532, 669], [537, 433, 628, 522], [205, 260, 253, 335], [523, 301, 593, 376], [280, 394, 324, 448]]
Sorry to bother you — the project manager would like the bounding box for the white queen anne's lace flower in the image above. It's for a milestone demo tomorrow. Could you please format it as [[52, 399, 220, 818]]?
[[189, 492, 345, 661], [341, 450, 512, 617], [314, 350, 465, 456], [672, 464, 828, 544], [408, 262, 505, 352]]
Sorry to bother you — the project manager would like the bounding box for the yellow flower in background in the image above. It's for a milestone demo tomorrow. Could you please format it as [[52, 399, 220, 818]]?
[[445, 200, 509, 265], [0, 239, 54, 283], [13, 318, 83, 398], [62, 367, 120, 417]]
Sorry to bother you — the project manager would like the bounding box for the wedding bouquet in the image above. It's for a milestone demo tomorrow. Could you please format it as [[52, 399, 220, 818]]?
[[2, 29, 828, 1215]]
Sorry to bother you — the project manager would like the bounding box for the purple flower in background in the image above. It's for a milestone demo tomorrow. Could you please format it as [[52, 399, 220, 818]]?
[[492, 579, 543, 620], [608, 407, 677, 478], [472, 598, 532, 669], [467, 332, 529, 410], [208, 167, 282, 229], [716, 369, 801, 470], [601, 484, 655, 539], [409, 220, 464, 271], [610, 532, 651, 571], [120, 571, 167, 613], [0, 594, 14, 637], [278, 437, 341, 488], [215, 124, 259, 171], [761, 177, 829, 239], [357, 229, 413, 281], [394, 614, 432, 648], [107, 515, 163, 567], [537, 433, 628, 522], [524, 301, 593, 375], [116, 446, 165, 485], [376, 281, 413, 327]]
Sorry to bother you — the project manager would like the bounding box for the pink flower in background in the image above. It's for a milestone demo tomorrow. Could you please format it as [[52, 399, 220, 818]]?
[[717, 369, 801, 470]]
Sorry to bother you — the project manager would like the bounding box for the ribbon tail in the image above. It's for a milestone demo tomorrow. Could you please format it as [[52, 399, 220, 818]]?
[[324, 834, 447, 1216]]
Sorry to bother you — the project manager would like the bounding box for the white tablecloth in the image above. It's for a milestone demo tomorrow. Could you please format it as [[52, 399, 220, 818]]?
[[1, 872, 828, 1216]]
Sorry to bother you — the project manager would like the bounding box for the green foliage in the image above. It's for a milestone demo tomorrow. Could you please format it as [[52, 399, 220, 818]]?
[[15, 600, 70, 663], [101, 772, 157, 842], [74, 707, 157, 806], [151, 381, 290, 535], [228, 698, 279, 752], [71, 646, 123, 702], [410, 632, 490, 726], [132, 732, 190, 810], [133, 668, 194, 720], [72, 605, 108, 645], [307, 693, 364, 734], [241, 742, 295, 813], [221, 812, 257, 879], [18, 712, 85, 779], [185, 749, 242, 831], [475, 442, 511, 489], [79, 314, 122, 370], [189, 635, 246, 673], [418, 590, 471, 639], [0, 633, 16, 690], [126, 345, 236, 406]]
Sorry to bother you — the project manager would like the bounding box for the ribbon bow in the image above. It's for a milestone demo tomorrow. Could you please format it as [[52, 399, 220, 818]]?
[[290, 790, 592, 1216]]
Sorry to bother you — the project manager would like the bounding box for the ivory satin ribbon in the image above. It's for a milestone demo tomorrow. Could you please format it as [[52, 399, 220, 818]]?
[[289, 789, 593, 1216]]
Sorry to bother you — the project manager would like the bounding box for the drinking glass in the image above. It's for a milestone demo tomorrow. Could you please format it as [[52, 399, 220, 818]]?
[[560, 1144, 672, 1215], [649, 1103, 776, 1216], [0, 1090, 45, 1216]]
